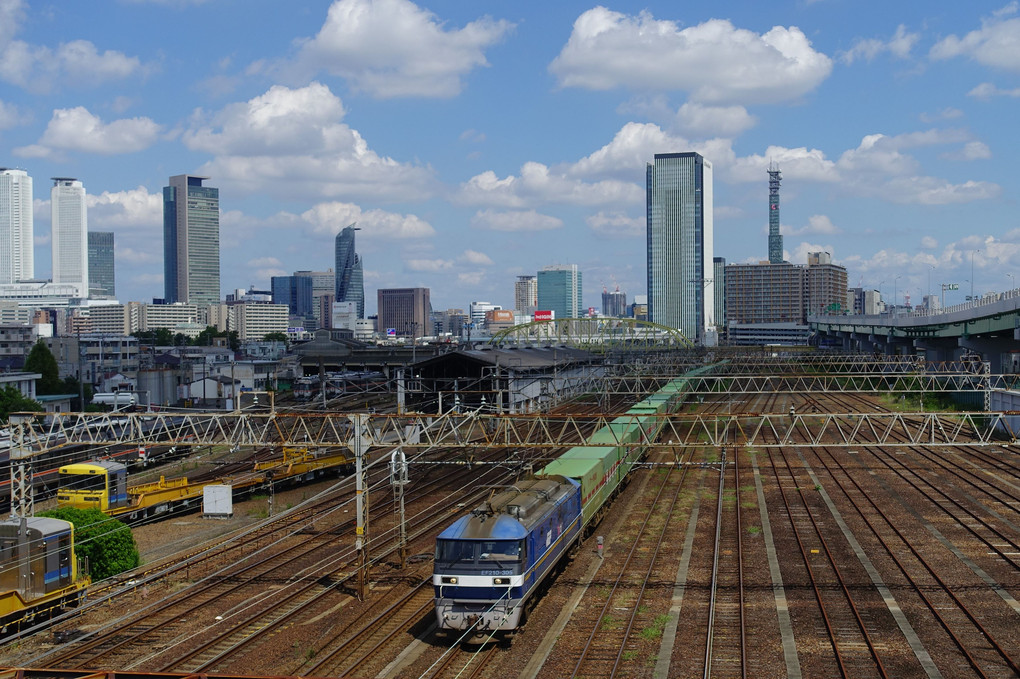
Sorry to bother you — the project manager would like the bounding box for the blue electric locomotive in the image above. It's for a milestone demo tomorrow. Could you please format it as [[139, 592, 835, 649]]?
[[433, 475, 581, 640], [433, 365, 718, 641]]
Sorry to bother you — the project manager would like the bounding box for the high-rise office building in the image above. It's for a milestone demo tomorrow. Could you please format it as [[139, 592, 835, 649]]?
[[88, 231, 115, 299], [713, 256, 726, 333], [514, 275, 537, 314], [163, 175, 220, 305], [646, 152, 714, 344], [537, 265, 582, 319], [51, 178, 88, 297], [768, 162, 783, 264], [295, 268, 335, 327], [377, 287, 430, 338], [602, 286, 627, 318], [335, 225, 364, 319], [271, 275, 314, 317], [0, 168, 34, 284]]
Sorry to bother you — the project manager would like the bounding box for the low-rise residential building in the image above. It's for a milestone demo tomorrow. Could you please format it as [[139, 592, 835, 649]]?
[[0, 324, 35, 369]]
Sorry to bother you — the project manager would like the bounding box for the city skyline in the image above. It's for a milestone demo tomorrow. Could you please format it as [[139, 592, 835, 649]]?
[[1, 1, 1019, 314]]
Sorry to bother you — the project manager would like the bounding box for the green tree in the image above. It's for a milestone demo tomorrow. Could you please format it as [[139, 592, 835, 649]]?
[[24, 341, 62, 395], [39, 507, 140, 580], [263, 332, 289, 342], [0, 385, 42, 423], [194, 325, 219, 346], [61, 376, 93, 410], [133, 328, 174, 346]]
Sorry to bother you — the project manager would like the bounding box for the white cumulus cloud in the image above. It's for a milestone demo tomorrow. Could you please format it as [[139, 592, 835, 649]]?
[[841, 25, 919, 64], [930, 7, 1020, 71], [731, 130, 999, 205], [0, 38, 144, 93], [586, 211, 644, 238], [780, 215, 842, 237], [185, 83, 436, 201], [87, 187, 163, 229], [14, 107, 161, 158], [968, 82, 1020, 98], [674, 102, 756, 137], [458, 162, 642, 208], [276, 0, 513, 98], [471, 209, 563, 232], [300, 201, 436, 240], [0, 98, 28, 129], [460, 250, 493, 266], [549, 8, 832, 105]]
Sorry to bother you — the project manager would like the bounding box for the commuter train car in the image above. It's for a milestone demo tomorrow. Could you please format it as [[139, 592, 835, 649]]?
[[433, 476, 581, 639], [433, 365, 715, 640], [0, 516, 91, 635]]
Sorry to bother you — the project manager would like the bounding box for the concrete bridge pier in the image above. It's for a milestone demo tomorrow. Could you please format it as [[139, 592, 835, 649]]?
[[849, 332, 878, 353], [883, 335, 915, 356], [913, 338, 956, 364], [959, 336, 1014, 373]]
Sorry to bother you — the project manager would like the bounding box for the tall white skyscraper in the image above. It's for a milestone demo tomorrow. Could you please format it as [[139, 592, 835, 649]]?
[[0, 168, 34, 285], [51, 177, 89, 297], [646, 152, 714, 345]]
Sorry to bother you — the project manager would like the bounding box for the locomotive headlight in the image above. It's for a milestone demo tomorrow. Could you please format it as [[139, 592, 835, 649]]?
[[493, 577, 509, 585], [441, 576, 458, 584]]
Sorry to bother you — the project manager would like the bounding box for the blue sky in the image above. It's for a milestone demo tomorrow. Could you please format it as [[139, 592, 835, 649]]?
[[2, 0, 1019, 315]]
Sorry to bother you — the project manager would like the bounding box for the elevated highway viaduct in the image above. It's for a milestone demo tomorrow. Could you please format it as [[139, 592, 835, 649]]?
[[810, 288, 1020, 373]]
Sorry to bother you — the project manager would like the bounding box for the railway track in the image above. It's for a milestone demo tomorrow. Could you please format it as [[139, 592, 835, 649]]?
[[564, 452, 693, 677], [9, 443, 518, 670]]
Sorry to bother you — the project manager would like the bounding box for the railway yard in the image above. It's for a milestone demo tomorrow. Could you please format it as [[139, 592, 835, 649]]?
[[1, 355, 1019, 678]]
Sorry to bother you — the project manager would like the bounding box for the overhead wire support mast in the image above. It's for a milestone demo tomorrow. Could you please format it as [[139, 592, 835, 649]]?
[[11, 408, 1016, 454]]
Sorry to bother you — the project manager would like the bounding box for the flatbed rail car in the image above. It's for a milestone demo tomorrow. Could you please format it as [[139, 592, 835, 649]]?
[[0, 516, 90, 636], [434, 363, 717, 639], [57, 447, 355, 522]]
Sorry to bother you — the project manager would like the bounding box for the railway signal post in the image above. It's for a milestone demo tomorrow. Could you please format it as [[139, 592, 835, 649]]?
[[390, 449, 409, 568], [353, 413, 369, 601]]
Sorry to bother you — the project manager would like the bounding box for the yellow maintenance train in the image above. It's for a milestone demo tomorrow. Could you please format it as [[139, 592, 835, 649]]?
[[57, 447, 355, 521]]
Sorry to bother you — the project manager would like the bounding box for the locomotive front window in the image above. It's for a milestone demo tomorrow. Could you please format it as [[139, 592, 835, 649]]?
[[478, 540, 522, 566], [435, 539, 523, 566], [58, 472, 106, 492], [435, 540, 475, 565]]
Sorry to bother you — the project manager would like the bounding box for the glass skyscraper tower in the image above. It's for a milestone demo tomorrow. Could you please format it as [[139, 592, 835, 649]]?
[[335, 224, 364, 318], [0, 168, 34, 285], [163, 175, 220, 304], [646, 152, 714, 344], [88, 231, 115, 299], [537, 265, 582, 319]]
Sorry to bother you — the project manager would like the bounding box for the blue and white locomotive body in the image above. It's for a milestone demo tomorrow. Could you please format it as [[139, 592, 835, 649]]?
[[433, 475, 581, 639]]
